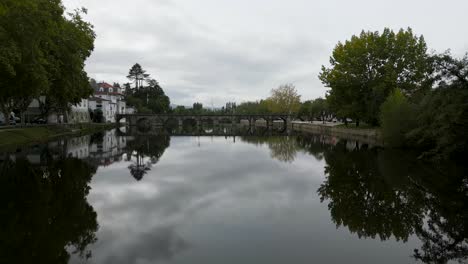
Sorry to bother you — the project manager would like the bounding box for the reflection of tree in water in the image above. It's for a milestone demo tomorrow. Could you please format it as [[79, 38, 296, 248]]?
[[295, 134, 336, 161], [314, 138, 468, 263], [412, 165, 468, 263], [240, 136, 299, 163], [125, 135, 170, 181], [0, 154, 99, 263]]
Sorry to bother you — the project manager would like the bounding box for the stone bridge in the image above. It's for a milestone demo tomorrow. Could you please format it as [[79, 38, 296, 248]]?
[[116, 114, 292, 128]]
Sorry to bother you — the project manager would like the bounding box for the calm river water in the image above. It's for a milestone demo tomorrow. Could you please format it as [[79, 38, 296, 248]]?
[[1, 128, 466, 264]]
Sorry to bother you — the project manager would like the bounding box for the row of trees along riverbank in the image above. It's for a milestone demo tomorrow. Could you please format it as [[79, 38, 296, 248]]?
[[209, 28, 466, 162]]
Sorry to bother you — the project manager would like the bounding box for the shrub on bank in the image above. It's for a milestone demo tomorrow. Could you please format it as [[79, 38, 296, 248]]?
[[380, 89, 416, 148]]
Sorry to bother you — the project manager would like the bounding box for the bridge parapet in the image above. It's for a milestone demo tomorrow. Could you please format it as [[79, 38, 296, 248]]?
[[116, 114, 292, 128]]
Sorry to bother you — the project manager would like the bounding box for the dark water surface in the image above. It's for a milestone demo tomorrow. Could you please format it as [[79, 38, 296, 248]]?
[[1, 129, 467, 264]]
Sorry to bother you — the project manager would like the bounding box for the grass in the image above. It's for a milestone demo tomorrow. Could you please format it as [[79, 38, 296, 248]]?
[[0, 123, 115, 148]]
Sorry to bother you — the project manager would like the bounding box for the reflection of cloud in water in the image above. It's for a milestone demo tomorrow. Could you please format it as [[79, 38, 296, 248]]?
[[98, 225, 189, 264], [83, 136, 437, 264], [85, 137, 324, 264]]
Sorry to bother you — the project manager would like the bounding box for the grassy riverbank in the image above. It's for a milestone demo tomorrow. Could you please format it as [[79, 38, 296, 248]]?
[[0, 123, 116, 148]]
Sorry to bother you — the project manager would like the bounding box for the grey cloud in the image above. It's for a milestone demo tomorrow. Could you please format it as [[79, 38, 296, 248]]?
[[64, 0, 468, 106]]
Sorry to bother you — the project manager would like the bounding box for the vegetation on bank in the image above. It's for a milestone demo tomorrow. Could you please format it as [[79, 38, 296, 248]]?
[[0, 123, 115, 148], [319, 28, 467, 162]]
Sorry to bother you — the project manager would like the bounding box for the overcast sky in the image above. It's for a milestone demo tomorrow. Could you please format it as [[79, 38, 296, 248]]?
[[63, 0, 468, 107]]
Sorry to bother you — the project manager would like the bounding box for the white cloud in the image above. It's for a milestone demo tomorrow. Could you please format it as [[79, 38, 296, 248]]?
[[63, 0, 468, 106]]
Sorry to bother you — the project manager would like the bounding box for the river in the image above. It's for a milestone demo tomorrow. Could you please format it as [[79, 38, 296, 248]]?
[[0, 127, 466, 264]]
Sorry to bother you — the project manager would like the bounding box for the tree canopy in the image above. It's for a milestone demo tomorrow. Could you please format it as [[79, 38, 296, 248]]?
[[127, 63, 149, 90], [298, 98, 329, 121], [407, 52, 468, 161], [319, 28, 431, 126], [0, 0, 95, 120], [125, 65, 171, 114], [267, 84, 301, 114]]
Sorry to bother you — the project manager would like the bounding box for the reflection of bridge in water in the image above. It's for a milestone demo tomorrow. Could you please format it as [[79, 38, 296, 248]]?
[[118, 124, 293, 137], [117, 114, 292, 128]]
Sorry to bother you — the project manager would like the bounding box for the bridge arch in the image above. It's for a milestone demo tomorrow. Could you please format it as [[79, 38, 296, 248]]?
[[116, 114, 126, 124]]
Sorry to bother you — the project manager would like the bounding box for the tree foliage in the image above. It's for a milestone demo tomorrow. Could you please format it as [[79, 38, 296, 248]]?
[[0, 0, 95, 121], [298, 98, 329, 121], [319, 28, 431, 126], [235, 100, 271, 115], [267, 84, 301, 114], [380, 89, 416, 147], [407, 52, 468, 161], [125, 66, 171, 114], [127, 63, 149, 90]]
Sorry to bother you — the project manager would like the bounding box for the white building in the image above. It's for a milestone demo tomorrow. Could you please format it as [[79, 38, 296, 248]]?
[[88, 82, 127, 122], [68, 98, 91, 123], [89, 129, 128, 166], [89, 97, 115, 122], [23, 96, 88, 124]]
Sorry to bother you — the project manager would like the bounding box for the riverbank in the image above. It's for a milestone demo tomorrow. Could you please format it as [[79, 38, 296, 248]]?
[[291, 122, 382, 146], [0, 123, 116, 148]]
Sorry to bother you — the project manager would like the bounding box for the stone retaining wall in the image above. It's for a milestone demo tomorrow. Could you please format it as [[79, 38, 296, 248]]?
[[292, 122, 382, 146]]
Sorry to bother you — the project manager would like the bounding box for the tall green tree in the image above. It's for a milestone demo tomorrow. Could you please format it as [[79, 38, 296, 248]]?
[[192, 102, 203, 114], [267, 84, 301, 114], [380, 89, 416, 147], [319, 28, 432, 126], [0, 0, 95, 122], [127, 63, 149, 90], [125, 77, 171, 114]]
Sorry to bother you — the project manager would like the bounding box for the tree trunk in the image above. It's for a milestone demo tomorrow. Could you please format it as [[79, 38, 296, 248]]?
[[20, 111, 25, 126], [356, 119, 360, 127], [344, 118, 348, 127]]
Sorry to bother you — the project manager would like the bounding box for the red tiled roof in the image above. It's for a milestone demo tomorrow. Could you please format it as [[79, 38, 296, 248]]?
[[95, 91, 124, 96], [98, 82, 114, 89], [89, 96, 110, 102]]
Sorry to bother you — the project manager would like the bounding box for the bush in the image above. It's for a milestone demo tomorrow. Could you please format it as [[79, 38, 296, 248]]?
[[92, 109, 104, 123], [407, 86, 468, 161], [380, 89, 416, 147]]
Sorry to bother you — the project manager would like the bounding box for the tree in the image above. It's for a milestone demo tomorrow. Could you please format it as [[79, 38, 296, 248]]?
[[267, 84, 301, 114], [192, 102, 203, 114], [89, 78, 98, 90], [380, 89, 416, 147], [407, 52, 468, 161], [0, 0, 95, 122], [319, 28, 431, 126], [235, 100, 271, 115], [91, 108, 103, 123], [298, 98, 329, 121], [124, 74, 171, 114], [127, 63, 149, 90]]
